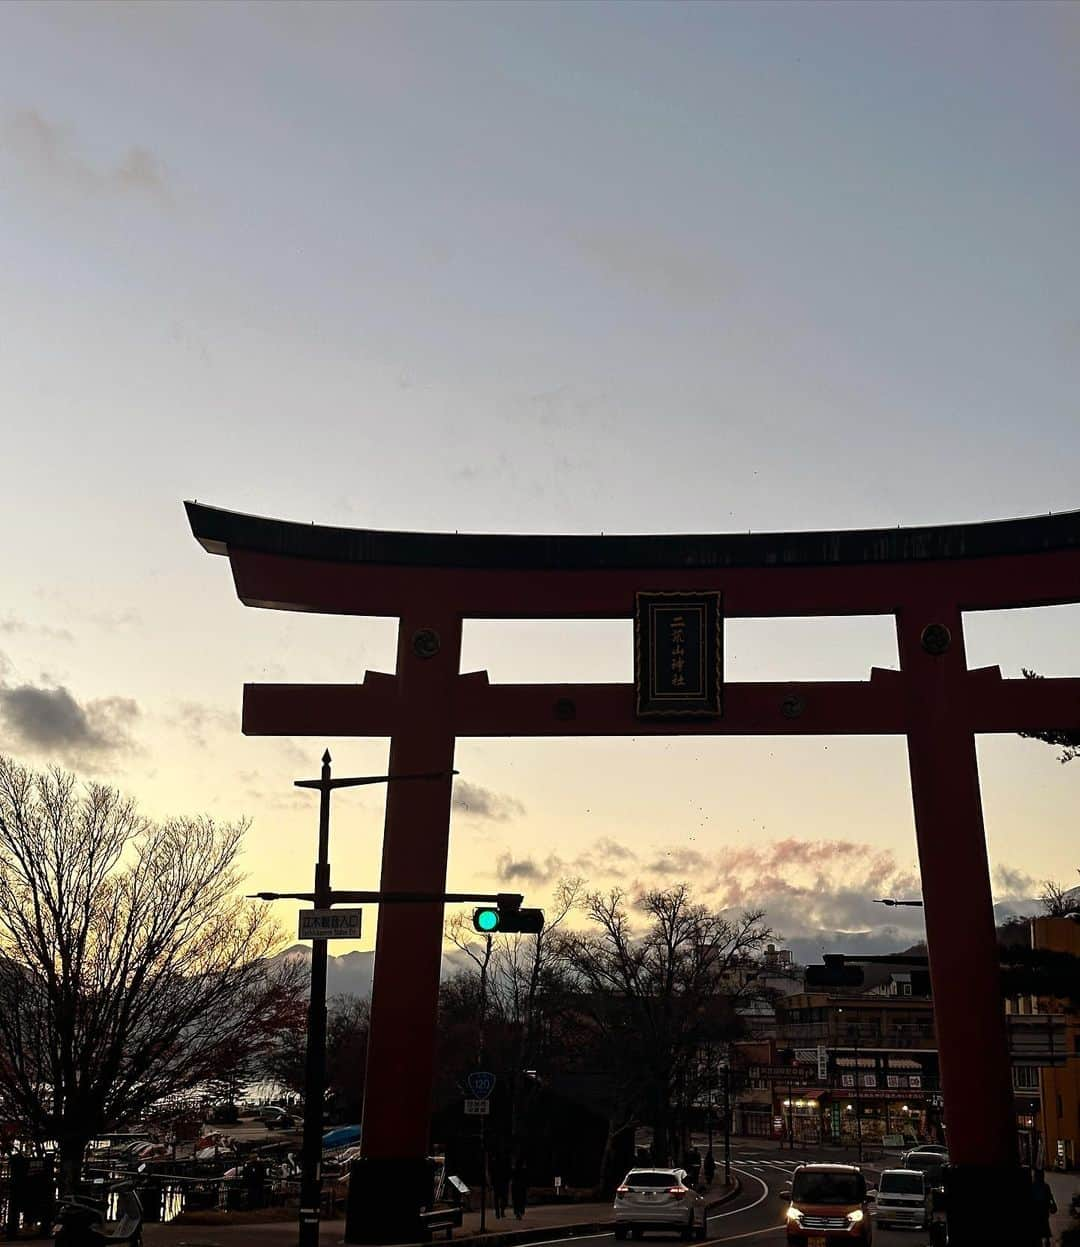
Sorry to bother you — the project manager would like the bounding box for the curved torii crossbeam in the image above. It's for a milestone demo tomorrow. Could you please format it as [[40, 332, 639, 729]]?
[[186, 501, 1080, 1245]]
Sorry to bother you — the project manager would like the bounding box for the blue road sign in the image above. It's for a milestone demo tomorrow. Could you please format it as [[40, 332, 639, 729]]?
[[467, 1071, 496, 1099]]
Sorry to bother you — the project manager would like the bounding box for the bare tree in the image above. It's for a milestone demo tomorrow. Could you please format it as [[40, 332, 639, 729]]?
[[444, 882, 581, 1170], [1039, 876, 1080, 918], [570, 884, 774, 1174], [447, 912, 494, 1061], [445, 880, 580, 1067], [0, 757, 300, 1192], [259, 994, 370, 1121]]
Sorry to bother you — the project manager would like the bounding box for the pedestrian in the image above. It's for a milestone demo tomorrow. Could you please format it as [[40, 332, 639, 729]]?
[[492, 1152, 510, 1220], [511, 1160, 528, 1220], [703, 1151, 716, 1187], [1029, 1168, 1057, 1247]]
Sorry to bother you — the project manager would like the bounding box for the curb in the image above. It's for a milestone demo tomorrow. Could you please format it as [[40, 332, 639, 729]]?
[[443, 1179, 744, 1247], [147, 1181, 746, 1247]]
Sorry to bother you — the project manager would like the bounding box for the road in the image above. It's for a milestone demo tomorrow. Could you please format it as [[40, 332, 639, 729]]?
[[535, 1144, 932, 1247]]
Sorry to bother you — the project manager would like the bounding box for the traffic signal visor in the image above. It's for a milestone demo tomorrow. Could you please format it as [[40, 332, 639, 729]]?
[[471, 905, 545, 934]]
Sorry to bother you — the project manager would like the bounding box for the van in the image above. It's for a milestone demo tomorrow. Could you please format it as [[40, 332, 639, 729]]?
[[874, 1168, 930, 1231], [781, 1163, 874, 1244]]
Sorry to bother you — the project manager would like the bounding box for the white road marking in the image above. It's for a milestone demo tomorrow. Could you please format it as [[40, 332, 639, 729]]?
[[521, 1164, 781, 1247], [705, 1227, 786, 1243], [706, 1166, 771, 1221], [706, 1228, 786, 1243]]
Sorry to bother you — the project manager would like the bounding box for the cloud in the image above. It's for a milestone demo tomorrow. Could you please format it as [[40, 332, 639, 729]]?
[[0, 681, 138, 763], [452, 780, 525, 821], [166, 700, 237, 748], [2, 110, 168, 201], [0, 614, 73, 643], [572, 837, 637, 880], [994, 864, 1037, 896], [494, 836, 638, 888], [643, 847, 710, 877], [483, 830, 1041, 962], [681, 837, 924, 948], [495, 851, 566, 885]]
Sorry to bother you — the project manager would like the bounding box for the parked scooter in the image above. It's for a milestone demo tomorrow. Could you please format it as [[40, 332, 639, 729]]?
[[53, 1172, 144, 1246]]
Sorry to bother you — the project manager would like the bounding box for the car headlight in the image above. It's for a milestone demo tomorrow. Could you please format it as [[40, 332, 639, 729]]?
[[846, 1209, 864, 1224], [786, 1205, 804, 1224]]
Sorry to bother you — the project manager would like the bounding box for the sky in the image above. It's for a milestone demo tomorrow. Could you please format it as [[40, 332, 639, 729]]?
[[1, 0, 1078, 965]]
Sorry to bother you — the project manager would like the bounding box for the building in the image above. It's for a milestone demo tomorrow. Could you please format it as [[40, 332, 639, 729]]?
[[730, 946, 803, 1040], [764, 985, 941, 1145], [1005, 917, 1080, 1170]]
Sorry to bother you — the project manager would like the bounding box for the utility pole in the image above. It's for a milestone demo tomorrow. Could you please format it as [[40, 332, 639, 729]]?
[[293, 754, 455, 1247], [296, 750, 333, 1247], [477, 933, 491, 1235], [254, 878, 528, 1247]]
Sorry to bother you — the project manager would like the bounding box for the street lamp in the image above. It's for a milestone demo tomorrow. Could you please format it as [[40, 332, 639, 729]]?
[[276, 753, 456, 1247]]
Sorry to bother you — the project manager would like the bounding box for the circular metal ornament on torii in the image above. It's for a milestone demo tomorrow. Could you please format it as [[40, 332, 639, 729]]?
[[185, 501, 1080, 1247]]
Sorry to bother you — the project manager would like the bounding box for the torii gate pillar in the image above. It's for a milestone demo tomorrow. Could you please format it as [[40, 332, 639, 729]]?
[[186, 502, 1080, 1246]]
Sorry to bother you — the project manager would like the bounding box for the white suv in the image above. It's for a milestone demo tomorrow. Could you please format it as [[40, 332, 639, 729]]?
[[613, 1168, 706, 1240]]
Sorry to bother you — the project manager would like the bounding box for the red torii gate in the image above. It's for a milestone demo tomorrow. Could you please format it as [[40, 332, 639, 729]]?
[[186, 502, 1080, 1245]]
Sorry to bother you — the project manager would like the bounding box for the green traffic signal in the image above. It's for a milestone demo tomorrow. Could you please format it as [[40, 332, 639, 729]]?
[[471, 905, 545, 935]]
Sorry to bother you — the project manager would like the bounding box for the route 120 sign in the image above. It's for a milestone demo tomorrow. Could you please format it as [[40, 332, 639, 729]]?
[[467, 1071, 496, 1099]]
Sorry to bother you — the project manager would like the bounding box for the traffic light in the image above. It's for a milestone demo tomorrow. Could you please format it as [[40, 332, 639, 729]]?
[[805, 955, 864, 988], [471, 900, 545, 934]]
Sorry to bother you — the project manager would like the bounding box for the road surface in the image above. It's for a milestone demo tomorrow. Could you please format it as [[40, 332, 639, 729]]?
[[540, 1143, 931, 1247]]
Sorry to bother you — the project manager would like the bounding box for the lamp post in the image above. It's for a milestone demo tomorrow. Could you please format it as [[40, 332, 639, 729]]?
[[254, 878, 524, 1247], [290, 753, 456, 1247]]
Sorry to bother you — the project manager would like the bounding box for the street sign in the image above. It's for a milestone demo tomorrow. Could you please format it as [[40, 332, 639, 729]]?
[[467, 1071, 496, 1099], [298, 909, 363, 940], [464, 1099, 491, 1116]]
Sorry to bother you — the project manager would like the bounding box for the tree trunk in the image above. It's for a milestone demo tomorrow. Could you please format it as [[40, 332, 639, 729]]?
[[598, 1118, 631, 1196], [649, 1093, 671, 1166], [58, 1137, 87, 1198]]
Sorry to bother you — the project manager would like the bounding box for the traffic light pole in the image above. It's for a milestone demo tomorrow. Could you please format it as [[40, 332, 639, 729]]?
[[290, 755, 457, 1247], [297, 752, 332, 1247], [254, 866, 538, 1247]]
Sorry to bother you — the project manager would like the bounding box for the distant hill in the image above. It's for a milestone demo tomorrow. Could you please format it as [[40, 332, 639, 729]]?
[[267, 945, 476, 999]]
